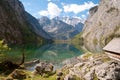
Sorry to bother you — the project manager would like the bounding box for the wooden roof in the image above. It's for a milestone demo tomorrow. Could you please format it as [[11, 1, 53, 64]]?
[[103, 38, 120, 54]]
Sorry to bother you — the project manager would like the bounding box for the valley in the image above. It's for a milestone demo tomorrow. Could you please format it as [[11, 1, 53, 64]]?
[[0, 0, 120, 80]]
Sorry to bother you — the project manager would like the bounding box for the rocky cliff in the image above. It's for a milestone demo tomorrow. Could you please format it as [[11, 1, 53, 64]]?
[[0, 0, 51, 45], [60, 17, 84, 32], [25, 13, 51, 40], [80, 0, 120, 51], [60, 53, 120, 80]]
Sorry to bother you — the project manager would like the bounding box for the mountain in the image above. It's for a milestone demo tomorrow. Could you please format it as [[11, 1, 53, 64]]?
[[38, 16, 83, 40], [75, 0, 120, 51], [25, 13, 51, 39], [59, 17, 81, 26], [0, 0, 51, 45], [60, 17, 84, 32]]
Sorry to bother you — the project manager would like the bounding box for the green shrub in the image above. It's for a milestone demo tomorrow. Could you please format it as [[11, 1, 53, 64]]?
[[0, 40, 10, 53]]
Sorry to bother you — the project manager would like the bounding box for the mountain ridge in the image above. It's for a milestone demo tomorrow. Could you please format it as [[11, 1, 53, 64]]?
[[0, 0, 51, 45], [38, 16, 84, 40]]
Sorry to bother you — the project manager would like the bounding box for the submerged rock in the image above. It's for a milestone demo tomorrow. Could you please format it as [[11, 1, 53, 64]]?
[[24, 59, 40, 67]]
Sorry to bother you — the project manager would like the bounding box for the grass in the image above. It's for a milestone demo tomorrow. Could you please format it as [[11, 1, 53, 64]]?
[[72, 75, 82, 80], [25, 74, 56, 80], [101, 57, 111, 62], [72, 32, 84, 45], [0, 70, 57, 80], [81, 52, 93, 59]]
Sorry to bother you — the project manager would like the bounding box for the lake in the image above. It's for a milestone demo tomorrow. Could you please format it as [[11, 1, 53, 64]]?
[[0, 43, 84, 70]]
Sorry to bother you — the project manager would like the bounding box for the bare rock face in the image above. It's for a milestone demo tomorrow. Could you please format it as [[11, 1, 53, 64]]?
[[89, 6, 98, 17], [0, 0, 24, 44], [84, 61, 120, 80], [95, 61, 120, 80], [63, 54, 120, 80], [81, 0, 120, 51]]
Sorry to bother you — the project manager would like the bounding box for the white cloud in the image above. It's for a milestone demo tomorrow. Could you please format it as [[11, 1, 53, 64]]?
[[39, 10, 49, 16], [39, 2, 62, 19], [63, 1, 97, 14], [47, 2, 62, 18]]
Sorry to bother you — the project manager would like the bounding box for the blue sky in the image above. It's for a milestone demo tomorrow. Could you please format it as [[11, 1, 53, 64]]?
[[19, 0, 100, 20]]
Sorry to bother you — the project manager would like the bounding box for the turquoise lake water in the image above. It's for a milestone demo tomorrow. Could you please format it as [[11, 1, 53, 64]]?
[[1, 43, 84, 70]]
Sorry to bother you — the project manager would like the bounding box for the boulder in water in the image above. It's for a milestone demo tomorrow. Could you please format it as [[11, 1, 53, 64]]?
[[33, 62, 54, 76]]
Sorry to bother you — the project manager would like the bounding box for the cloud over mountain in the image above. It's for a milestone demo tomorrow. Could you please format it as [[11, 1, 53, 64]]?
[[39, 2, 62, 19], [63, 1, 97, 14]]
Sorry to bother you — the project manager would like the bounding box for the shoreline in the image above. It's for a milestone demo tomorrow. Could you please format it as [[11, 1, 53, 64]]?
[[1, 52, 120, 80]]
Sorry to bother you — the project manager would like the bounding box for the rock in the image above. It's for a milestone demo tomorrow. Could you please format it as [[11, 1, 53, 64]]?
[[64, 74, 71, 80], [0, 61, 20, 75], [19, 65, 25, 69], [84, 70, 95, 80], [56, 76, 61, 80], [57, 71, 63, 77], [62, 57, 80, 65], [33, 59, 40, 63], [9, 69, 26, 79], [61, 54, 120, 80], [33, 62, 54, 76], [74, 63, 84, 68], [89, 6, 98, 16], [64, 74, 76, 80], [76, 0, 120, 52], [0, 61, 19, 69], [95, 61, 120, 80], [24, 59, 40, 67]]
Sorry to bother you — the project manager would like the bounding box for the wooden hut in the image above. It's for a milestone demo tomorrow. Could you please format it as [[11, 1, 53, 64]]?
[[103, 38, 120, 61]]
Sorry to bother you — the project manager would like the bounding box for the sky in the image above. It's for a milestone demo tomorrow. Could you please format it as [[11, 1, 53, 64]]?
[[19, 0, 100, 20]]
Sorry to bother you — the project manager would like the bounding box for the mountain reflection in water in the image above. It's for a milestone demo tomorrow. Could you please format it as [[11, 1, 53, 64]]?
[[2, 43, 84, 70], [32, 44, 84, 69]]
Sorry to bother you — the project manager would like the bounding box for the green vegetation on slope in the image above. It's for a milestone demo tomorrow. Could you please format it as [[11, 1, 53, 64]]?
[[0, 40, 10, 54], [72, 32, 84, 45], [0, 0, 47, 45]]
